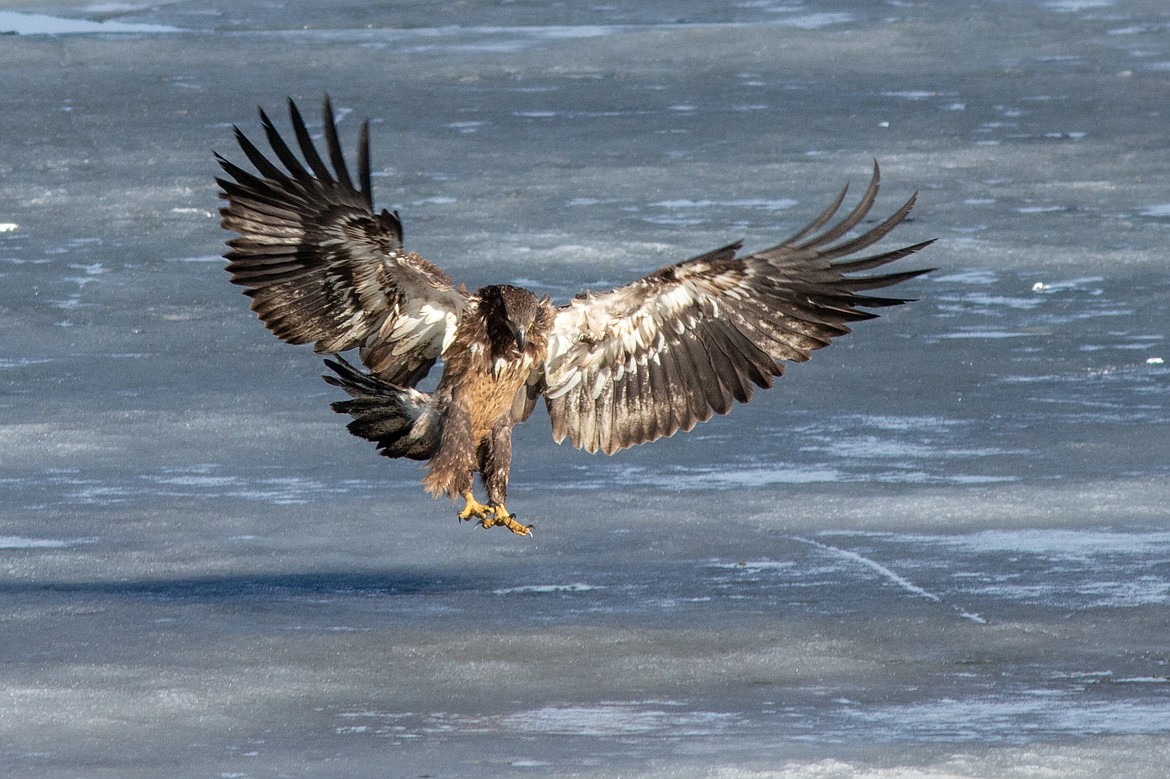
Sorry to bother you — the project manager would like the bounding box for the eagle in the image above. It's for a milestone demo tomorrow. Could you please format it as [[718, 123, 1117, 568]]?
[[216, 97, 933, 537]]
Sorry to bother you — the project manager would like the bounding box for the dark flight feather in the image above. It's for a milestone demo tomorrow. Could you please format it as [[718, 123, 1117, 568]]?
[[542, 162, 934, 454], [217, 96, 465, 386], [220, 97, 933, 521]]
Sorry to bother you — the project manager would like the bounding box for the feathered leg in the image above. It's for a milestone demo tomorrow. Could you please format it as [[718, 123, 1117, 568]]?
[[422, 404, 493, 522], [476, 422, 531, 536]]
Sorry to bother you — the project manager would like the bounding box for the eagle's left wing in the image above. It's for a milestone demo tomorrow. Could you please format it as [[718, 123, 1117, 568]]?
[[541, 163, 933, 455], [216, 97, 468, 387]]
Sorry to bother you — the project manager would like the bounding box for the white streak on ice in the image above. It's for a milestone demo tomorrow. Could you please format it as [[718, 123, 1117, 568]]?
[[854, 696, 1170, 742], [775, 13, 855, 29], [792, 536, 987, 624], [650, 198, 798, 210], [170, 207, 214, 218], [793, 536, 939, 602], [882, 90, 949, 100], [1016, 205, 1069, 213], [0, 536, 73, 549], [935, 329, 1035, 339], [687, 466, 844, 487], [1044, 0, 1113, 10], [0, 357, 53, 368], [928, 529, 1170, 560], [169, 255, 224, 264], [335, 701, 738, 740], [496, 703, 737, 737], [0, 11, 181, 34], [931, 269, 998, 285], [492, 583, 603, 595], [709, 560, 795, 572]]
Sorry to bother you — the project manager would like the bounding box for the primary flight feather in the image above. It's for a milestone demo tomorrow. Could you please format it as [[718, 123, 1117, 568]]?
[[217, 97, 933, 536]]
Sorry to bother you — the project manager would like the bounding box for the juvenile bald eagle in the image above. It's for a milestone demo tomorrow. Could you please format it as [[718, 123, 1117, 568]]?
[[217, 97, 933, 536]]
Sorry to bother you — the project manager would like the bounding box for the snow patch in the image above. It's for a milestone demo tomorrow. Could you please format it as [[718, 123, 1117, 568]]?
[[492, 583, 603, 595], [776, 13, 854, 29], [0, 11, 181, 34], [0, 536, 75, 549]]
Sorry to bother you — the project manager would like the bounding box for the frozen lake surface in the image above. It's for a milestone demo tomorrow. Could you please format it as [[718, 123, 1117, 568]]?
[[1, 1, 1169, 776]]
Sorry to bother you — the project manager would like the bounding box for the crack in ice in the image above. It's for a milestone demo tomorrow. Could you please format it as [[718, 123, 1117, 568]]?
[[791, 536, 986, 624]]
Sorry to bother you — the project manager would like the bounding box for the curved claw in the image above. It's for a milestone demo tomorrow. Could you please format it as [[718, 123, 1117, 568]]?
[[458, 493, 496, 523], [458, 495, 532, 536], [480, 503, 533, 537]]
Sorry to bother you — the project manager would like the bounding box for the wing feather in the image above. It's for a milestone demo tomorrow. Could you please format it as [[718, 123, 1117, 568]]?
[[642, 342, 677, 442], [832, 240, 935, 275], [815, 191, 918, 261], [217, 96, 467, 386], [685, 330, 733, 416], [231, 127, 287, 183], [287, 99, 334, 183], [781, 180, 849, 245], [543, 162, 934, 453], [657, 331, 701, 437], [792, 160, 881, 249], [675, 333, 719, 427], [597, 378, 616, 455], [259, 107, 315, 187], [630, 353, 657, 444], [322, 95, 356, 193], [356, 121, 374, 211]]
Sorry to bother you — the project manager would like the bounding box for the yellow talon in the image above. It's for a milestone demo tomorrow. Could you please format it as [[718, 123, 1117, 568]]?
[[479, 504, 533, 537], [458, 495, 532, 536], [458, 493, 495, 522]]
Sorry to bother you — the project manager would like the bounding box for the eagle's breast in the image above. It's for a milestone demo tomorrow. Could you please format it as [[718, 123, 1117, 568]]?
[[443, 297, 550, 442], [464, 351, 536, 440]]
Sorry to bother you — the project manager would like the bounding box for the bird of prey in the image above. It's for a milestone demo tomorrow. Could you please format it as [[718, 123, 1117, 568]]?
[[216, 97, 933, 537]]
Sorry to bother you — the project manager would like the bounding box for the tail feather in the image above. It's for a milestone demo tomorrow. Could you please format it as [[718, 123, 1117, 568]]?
[[323, 357, 439, 461]]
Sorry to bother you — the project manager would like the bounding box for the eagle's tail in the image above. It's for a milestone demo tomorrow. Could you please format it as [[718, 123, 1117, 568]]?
[[323, 357, 440, 461]]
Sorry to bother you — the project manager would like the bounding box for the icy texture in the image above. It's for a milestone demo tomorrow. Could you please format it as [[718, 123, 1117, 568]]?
[[1, 0, 1169, 776]]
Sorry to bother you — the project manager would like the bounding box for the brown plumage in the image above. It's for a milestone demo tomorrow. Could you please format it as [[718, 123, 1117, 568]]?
[[217, 96, 934, 535]]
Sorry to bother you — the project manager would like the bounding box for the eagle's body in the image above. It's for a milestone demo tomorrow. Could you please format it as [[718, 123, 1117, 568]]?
[[420, 285, 553, 532], [217, 97, 933, 535]]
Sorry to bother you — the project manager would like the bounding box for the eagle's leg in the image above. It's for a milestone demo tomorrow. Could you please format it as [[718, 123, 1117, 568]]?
[[475, 422, 532, 537], [478, 504, 531, 536], [458, 492, 496, 522], [424, 405, 495, 524]]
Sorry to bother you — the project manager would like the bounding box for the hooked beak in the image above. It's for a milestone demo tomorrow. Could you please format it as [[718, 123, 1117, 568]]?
[[514, 327, 527, 352]]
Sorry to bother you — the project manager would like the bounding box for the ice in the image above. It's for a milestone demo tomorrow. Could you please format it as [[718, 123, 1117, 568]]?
[[650, 198, 799, 210], [0, 10, 180, 34], [1045, 1, 1115, 10], [3, 0, 1170, 776], [1016, 205, 1070, 213], [0, 536, 72, 549], [492, 583, 604, 595], [934, 329, 1036, 339]]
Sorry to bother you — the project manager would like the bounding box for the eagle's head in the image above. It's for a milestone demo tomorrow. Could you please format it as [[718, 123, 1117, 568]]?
[[479, 284, 539, 355]]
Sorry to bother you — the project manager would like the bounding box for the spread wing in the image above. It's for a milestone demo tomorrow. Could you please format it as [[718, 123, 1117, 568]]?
[[216, 96, 468, 386], [541, 162, 934, 455]]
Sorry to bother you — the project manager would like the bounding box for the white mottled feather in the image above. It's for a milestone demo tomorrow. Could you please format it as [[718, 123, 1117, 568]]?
[[540, 168, 933, 455], [223, 107, 931, 468]]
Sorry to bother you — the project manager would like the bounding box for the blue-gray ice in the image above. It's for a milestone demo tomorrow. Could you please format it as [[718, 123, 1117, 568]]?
[[1, 1, 1169, 777]]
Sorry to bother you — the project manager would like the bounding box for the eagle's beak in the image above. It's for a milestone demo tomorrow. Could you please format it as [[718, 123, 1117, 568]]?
[[514, 327, 527, 352]]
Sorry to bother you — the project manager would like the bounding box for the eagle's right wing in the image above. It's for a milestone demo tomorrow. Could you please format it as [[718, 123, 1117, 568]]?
[[216, 96, 467, 386], [541, 163, 933, 455]]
